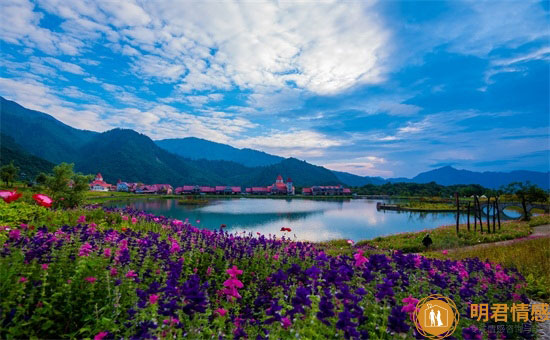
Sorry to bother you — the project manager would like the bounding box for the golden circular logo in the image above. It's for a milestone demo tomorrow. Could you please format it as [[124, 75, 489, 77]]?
[[412, 294, 460, 339]]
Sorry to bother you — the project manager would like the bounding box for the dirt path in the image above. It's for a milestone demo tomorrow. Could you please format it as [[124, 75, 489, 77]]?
[[447, 224, 550, 253]]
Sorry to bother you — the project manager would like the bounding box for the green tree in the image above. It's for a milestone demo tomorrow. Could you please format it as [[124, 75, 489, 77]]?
[[44, 163, 93, 208], [503, 182, 548, 220], [35, 172, 47, 185], [0, 162, 19, 186]]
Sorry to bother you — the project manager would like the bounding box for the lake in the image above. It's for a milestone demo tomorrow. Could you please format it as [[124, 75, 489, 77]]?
[[106, 197, 502, 242]]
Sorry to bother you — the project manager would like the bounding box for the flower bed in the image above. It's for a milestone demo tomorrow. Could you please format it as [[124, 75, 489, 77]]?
[[0, 204, 535, 339]]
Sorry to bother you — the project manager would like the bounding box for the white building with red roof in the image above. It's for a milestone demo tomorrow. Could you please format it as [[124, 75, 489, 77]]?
[[89, 173, 113, 192]]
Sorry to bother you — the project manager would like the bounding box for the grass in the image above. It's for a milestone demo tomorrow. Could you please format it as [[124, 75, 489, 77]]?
[[352, 215, 550, 253], [426, 237, 550, 302]]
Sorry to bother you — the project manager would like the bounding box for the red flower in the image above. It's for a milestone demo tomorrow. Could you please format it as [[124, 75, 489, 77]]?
[[0, 190, 22, 203], [32, 194, 53, 207], [280, 227, 292, 232]]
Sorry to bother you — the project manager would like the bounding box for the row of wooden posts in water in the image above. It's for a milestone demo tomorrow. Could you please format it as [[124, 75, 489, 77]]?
[[454, 194, 501, 234]]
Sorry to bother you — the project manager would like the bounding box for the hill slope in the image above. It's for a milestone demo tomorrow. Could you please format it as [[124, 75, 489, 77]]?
[[156, 137, 284, 167], [0, 133, 55, 181], [76, 129, 221, 186], [0, 97, 97, 163]]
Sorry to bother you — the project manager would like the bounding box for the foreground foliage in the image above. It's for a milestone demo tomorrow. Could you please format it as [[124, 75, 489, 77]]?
[[428, 237, 550, 302], [0, 203, 538, 339]]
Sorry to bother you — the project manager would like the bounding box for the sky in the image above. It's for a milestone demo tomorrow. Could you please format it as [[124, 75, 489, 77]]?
[[0, 0, 549, 178]]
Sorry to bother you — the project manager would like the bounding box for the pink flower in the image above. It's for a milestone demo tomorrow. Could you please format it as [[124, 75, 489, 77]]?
[[224, 278, 244, 289], [215, 308, 228, 317], [79, 242, 93, 257], [122, 215, 128, 221], [104, 248, 111, 257], [85, 277, 97, 284], [77, 215, 86, 224], [196, 220, 200, 224], [0, 190, 22, 203], [32, 194, 53, 207], [149, 294, 159, 305], [281, 317, 292, 329], [347, 239, 354, 245], [273, 254, 279, 261], [125, 270, 137, 279], [207, 266, 212, 276], [9, 229, 21, 240], [41, 263, 49, 270], [131, 217, 137, 224], [353, 249, 368, 267], [402, 295, 419, 306], [441, 250, 449, 255], [401, 304, 418, 314], [19, 276, 28, 283], [110, 267, 118, 276], [484, 263, 492, 270], [512, 293, 521, 301], [227, 265, 243, 278], [94, 331, 108, 340], [170, 240, 180, 254]]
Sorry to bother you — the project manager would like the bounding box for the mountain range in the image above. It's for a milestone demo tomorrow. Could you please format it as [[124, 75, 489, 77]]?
[[0, 96, 548, 189]]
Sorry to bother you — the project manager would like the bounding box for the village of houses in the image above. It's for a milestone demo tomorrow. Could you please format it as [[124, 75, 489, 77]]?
[[89, 173, 352, 196]]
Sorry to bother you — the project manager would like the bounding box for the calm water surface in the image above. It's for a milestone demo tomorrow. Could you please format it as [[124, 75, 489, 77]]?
[[107, 198, 487, 242]]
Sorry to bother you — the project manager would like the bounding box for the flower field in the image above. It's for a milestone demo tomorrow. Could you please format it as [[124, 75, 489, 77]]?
[[0, 202, 537, 339]]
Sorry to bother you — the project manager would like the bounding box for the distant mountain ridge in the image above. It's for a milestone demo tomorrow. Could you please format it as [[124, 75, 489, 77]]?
[[1, 96, 547, 189], [156, 137, 283, 167], [395, 165, 550, 189]]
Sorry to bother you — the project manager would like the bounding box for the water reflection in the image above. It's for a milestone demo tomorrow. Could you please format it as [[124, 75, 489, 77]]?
[[108, 198, 478, 242]]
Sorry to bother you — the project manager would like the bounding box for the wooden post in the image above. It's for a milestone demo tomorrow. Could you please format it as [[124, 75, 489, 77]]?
[[455, 192, 460, 234], [487, 196, 491, 234], [477, 196, 483, 232], [492, 201, 497, 233], [473, 196, 477, 232], [496, 196, 501, 230], [467, 202, 471, 232]]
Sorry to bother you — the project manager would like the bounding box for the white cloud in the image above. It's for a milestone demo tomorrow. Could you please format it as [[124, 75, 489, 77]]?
[[42, 57, 86, 75], [233, 130, 344, 158], [26, 0, 390, 96]]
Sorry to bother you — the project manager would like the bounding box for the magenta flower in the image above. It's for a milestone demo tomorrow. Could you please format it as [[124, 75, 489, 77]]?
[[215, 308, 228, 317], [273, 254, 279, 261], [79, 242, 93, 257], [281, 317, 292, 329], [110, 267, 118, 276], [77, 215, 86, 224], [94, 331, 108, 340], [131, 217, 137, 224], [353, 249, 368, 267], [170, 240, 180, 254], [9, 229, 21, 240], [224, 278, 244, 289], [149, 294, 159, 305], [103, 248, 111, 258], [85, 277, 97, 284], [41, 263, 49, 270], [227, 265, 243, 278], [207, 266, 212, 276], [122, 215, 128, 221], [125, 270, 137, 279], [402, 295, 419, 306], [441, 250, 449, 255], [19, 276, 28, 283]]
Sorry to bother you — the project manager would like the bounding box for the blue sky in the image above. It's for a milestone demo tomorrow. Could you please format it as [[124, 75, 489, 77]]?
[[0, 0, 548, 177]]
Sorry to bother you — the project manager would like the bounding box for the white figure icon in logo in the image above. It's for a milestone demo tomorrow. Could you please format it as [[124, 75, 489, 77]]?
[[429, 309, 436, 326], [436, 310, 443, 326]]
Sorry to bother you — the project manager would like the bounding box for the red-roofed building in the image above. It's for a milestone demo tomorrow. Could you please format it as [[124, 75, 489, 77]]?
[[136, 184, 173, 194], [245, 175, 294, 195], [90, 173, 113, 192]]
